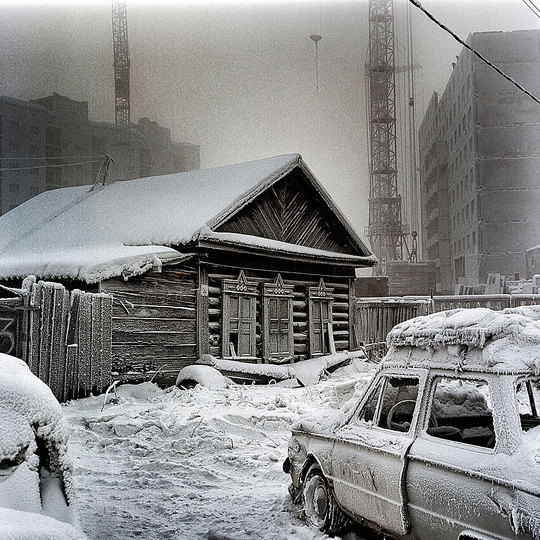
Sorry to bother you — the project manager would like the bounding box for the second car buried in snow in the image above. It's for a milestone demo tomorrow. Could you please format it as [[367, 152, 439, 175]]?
[[284, 306, 540, 540]]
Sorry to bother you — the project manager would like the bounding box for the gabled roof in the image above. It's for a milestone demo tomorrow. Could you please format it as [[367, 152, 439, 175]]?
[[0, 154, 375, 283]]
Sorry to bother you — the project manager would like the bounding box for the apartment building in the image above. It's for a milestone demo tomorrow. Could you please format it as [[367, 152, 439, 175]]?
[[418, 29, 540, 293], [0, 93, 200, 215]]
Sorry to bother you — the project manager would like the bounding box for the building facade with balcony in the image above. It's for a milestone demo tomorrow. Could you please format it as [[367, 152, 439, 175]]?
[[418, 29, 540, 293]]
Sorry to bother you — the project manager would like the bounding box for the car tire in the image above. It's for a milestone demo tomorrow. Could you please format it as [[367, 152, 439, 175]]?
[[302, 464, 348, 537]]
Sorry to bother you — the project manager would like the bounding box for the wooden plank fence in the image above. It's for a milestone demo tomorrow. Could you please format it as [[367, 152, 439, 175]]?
[[0, 278, 115, 402], [355, 294, 540, 361]]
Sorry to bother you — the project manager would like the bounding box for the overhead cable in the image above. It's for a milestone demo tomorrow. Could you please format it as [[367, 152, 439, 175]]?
[[530, 0, 540, 14], [408, 0, 540, 107], [3, 155, 105, 161], [522, 0, 540, 19], [0, 159, 101, 172]]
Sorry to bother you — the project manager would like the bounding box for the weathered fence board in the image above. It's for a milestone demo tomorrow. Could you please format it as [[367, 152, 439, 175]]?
[[14, 280, 113, 401], [355, 294, 540, 361]]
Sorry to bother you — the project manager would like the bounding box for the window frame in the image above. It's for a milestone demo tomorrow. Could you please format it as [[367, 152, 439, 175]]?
[[261, 274, 294, 363], [515, 376, 540, 431], [221, 270, 259, 359], [425, 374, 496, 450], [307, 278, 334, 357], [355, 373, 422, 435]]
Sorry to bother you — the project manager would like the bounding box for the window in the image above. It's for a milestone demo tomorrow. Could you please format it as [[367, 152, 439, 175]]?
[[222, 270, 258, 358], [358, 376, 420, 433], [516, 379, 540, 431], [428, 377, 495, 448], [308, 279, 333, 356], [262, 274, 294, 363], [359, 379, 384, 423]]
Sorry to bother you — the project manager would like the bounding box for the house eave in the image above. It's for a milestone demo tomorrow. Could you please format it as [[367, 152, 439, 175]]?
[[189, 232, 377, 268]]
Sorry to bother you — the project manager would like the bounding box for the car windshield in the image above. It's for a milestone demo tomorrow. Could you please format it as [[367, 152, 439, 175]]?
[[516, 378, 540, 431]]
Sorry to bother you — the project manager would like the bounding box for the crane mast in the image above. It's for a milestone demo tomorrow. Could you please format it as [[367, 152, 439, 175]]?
[[112, 1, 130, 129], [364, 0, 408, 275]]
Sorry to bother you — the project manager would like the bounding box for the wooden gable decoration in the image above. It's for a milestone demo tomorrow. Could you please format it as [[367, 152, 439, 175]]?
[[215, 167, 364, 256]]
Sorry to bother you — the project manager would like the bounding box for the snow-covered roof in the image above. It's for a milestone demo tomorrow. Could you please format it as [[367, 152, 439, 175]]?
[[0, 154, 374, 283], [386, 306, 540, 374]]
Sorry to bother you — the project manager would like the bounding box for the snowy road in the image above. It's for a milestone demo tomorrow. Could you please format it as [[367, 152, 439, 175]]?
[[64, 362, 379, 540]]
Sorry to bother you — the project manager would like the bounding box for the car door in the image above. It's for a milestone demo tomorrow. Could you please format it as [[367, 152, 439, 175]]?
[[406, 374, 521, 540], [329, 371, 425, 536]]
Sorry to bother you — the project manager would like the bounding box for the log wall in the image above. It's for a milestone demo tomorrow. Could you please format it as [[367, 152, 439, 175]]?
[[100, 266, 198, 383]]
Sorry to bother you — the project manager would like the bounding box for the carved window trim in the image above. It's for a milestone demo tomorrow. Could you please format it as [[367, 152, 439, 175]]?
[[308, 278, 334, 357], [221, 270, 259, 358], [262, 274, 294, 363]]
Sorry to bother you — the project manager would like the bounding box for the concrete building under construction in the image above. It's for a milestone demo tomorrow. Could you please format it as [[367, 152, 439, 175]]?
[[0, 93, 200, 215], [418, 29, 540, 293]]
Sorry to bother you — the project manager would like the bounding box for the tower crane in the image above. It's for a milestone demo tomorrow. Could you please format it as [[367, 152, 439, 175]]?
[[364, 0, 409, 276], [112, 1, 130, 129]]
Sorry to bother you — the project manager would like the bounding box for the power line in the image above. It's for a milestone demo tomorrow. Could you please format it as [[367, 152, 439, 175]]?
[[0, 159, 101, 172], [2, 155, 105, 161], [530, 0, 540, 13], [522, 0, 540, 19], [409, 0, 540, 107]]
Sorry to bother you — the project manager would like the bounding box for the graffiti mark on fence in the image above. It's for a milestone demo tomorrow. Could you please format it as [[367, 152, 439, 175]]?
[[0, 317, 16, 354]]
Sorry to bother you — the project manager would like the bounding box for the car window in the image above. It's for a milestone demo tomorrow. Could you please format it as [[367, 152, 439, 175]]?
[[358, 376, 420, 433], [428, 377, 495, 448], [359, 378, 383, 423], [516, 379, 540, 431]]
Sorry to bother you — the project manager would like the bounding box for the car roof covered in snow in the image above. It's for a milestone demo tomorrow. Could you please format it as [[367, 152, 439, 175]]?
[[385, 305, 540, 375], [0, 154, 374, 284]]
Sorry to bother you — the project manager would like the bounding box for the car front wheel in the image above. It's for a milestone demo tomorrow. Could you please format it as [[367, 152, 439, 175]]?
[[302, 464, 348, 536]]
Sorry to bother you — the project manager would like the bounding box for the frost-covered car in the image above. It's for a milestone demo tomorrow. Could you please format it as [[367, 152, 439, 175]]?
[[284, 306, 540, 540], [0, 353, 86, 539]]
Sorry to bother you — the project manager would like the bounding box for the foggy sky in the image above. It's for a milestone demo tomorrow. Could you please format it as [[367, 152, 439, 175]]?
[[0, 0, 538, 236]]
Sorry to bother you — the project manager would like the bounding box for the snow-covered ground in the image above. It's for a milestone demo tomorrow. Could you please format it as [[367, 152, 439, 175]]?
[[64, 360, 377, 540]]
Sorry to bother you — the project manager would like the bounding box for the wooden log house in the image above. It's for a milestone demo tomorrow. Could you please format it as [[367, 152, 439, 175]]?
[[0, 154, 376, 384]]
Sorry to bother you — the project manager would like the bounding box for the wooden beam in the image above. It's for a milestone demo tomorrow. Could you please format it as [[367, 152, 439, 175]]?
[[197, 265, 210, 357]]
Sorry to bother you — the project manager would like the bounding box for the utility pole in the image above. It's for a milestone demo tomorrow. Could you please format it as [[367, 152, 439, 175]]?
[[364, 0, 409, 275]]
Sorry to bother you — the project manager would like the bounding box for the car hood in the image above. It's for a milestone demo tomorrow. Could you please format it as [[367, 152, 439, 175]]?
[[292, 406, 349, 437]]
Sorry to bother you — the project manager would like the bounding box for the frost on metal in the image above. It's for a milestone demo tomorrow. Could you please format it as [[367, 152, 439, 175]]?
[[386, 305, 540, 374]]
